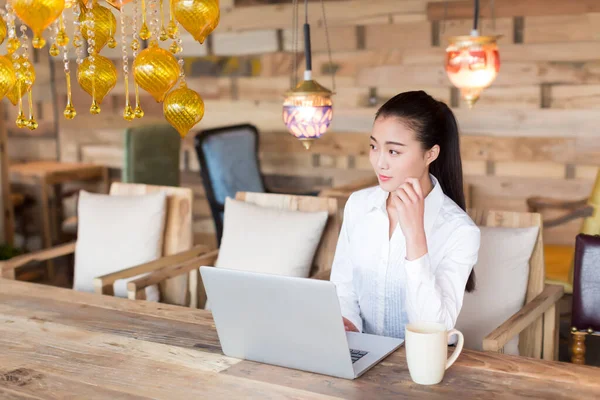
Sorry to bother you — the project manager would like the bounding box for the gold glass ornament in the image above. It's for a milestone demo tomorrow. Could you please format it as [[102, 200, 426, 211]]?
[[7, 37, 20, 55], [0, 18, 7, 46], [174, 0, 220, 44], [12, 0, 65, 49], [134, 83, 144, 118], [77, 55, 117, 113], [50, 43, 60, 56], [79, 1, 117, 52], [133, 43, 179, 102], [0, 56, 16, 99], [163, 82, 204, 138], [7, 56, 35, 106], [26, 91, 37, 130]]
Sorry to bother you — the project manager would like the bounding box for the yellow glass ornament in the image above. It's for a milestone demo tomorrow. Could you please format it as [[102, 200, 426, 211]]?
[[163, 82, 205, 138], [0, 18, 7, 46], [50, 43, 60, 56], [7, 56, 35, 106], [133, 44, 179, 102], [79, 1, 117, 53], [12, 0, 64, 49], [0, 56, 16, 99], [77, 55, 117, 112], [7, 38, 20, 54], [64, 70, 76, 119], [174, 0, 220, 44]]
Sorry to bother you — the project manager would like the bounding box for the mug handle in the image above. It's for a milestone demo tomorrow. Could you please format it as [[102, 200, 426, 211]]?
[[445, 329, 464, 370]]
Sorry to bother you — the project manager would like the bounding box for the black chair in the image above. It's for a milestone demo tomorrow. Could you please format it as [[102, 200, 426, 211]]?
[[195, 124, 269, 246]]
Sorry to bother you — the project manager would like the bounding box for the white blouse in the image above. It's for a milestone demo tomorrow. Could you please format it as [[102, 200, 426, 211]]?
[[329, 175, 480, 339]]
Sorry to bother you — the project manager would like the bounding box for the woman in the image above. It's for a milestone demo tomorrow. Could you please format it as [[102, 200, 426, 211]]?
[[330, 91, 480, 338]]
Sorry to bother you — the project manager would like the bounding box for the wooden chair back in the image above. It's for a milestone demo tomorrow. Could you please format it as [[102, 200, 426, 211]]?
[[468, 209, 545, 359], [110, 183, 193, 305], [235, 192, 340, 277]]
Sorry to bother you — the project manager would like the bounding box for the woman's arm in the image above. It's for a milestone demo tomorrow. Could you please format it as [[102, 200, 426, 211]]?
[[404, 225, 480, 330], [329, 196, 363, 332]]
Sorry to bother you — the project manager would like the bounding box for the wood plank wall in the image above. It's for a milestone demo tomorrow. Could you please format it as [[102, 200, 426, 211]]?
[[3, 0, 600, 248]]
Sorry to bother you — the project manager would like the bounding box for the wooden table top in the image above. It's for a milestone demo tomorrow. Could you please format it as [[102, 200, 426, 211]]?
[[10, 161, 106, 184], [1, 279, 598, 399]]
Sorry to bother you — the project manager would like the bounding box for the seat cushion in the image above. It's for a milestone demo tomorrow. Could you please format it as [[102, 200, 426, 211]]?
[[73, 190, 167, 301], [456, 226, 539, 355]]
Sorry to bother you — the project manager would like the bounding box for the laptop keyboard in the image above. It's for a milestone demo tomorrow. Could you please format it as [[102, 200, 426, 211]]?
[[350, 349, 369, 364]]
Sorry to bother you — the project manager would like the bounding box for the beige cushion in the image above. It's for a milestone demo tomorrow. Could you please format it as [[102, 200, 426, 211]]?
[[215, 197, 329, 276], [456, 226, 539, 356], [73, 190, 167, 301]]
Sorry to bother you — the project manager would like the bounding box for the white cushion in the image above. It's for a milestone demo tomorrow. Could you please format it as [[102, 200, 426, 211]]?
[[204, 197, 329, 309], [456, 226, 539, 355], [73, 190, 167, 301]]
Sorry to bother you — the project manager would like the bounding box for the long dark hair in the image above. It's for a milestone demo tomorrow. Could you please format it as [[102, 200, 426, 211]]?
[[375, 90, 475, 292]]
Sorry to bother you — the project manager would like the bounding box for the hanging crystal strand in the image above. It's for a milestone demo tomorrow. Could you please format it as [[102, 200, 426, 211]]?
[[158, 0, 168, 41], [167, 0, 177, 39], [175, 25, 185, 86], [63, 32, 76, 119], [73, 3, 85, 64], [86, 0, 100, 114], [139, 0, 150, 40], [121, 3, 134, 121], [18, 24, 36, 130], [49, 20, 60, 57], [148, 0, 160, 46], [132, 0, 144, 118], [56, 12, 69, 47], [5, 2, 19, 55]]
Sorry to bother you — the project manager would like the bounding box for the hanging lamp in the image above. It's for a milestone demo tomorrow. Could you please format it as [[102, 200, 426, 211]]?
[[282, 0, 335, 150], [445, 0, 500, 108]]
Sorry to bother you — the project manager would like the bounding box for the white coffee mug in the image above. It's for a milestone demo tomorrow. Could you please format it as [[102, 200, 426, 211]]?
[[405, 321, 464, 385]]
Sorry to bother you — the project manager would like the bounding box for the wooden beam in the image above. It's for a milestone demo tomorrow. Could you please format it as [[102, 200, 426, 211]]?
[[427, 0, 600, 21]]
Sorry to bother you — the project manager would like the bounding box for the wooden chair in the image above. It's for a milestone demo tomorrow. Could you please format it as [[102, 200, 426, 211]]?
[[526, 170, 600, 294], [469, 210, 563, 360], [0, 183, 211, 307], [124, 192, 340, 308]]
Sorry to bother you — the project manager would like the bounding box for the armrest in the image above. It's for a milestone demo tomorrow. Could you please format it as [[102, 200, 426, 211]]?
[[482, 284, 564, 352], [526, 196, 587, 212], [0, 241, 77, 279], [93, 244, 212, 295], [126, 249, 219, 300]]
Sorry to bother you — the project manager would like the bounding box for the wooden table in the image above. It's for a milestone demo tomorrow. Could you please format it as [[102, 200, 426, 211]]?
[[9, 162, 109, 276], [0, 279, 599, 399]]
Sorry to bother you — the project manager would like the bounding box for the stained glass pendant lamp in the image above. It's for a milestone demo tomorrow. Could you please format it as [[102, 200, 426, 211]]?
[[282, 0, 335, 150], [445, 0, 500, 108]]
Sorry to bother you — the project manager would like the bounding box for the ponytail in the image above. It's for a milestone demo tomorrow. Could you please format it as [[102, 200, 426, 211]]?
[[375, 91, 476, 292]]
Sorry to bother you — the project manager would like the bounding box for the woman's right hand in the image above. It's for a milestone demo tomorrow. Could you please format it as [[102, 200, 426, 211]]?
[[343, 317, 359, 332]]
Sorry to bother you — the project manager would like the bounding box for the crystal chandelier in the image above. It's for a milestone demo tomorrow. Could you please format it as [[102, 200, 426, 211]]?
[[444, 0, 500, 108], [0, 0, 217, 137], [282, 0, 335, 150]]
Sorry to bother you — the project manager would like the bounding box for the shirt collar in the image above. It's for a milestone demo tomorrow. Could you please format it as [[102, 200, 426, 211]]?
[[367, 174, 445, 234]]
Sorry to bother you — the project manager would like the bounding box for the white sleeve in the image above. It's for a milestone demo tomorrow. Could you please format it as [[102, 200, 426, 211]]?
[[329, 197, 363, 332], [403, 225, 480, 331]]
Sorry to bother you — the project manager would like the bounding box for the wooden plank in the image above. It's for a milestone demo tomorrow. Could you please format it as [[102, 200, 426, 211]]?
[[80, 145, 122, 168], [439, 18, 513, 45], [525, 14, 600, 43], [364, 21, 431, 50], [458, 86, 540, 109], [575, 165, 598, 180], [427, 0, 600, 20], [403, 43, 600, 65], [212, 30, 279, 56], [357, 64, 448, 87], [550, 84, 600, 109], [282, 26, 357, 53], [494, 161, 565, 179], [219, 0, 426, 32], [7, 138, 57, 162]]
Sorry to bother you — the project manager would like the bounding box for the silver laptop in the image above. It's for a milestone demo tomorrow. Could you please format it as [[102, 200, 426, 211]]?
[[200, 266, 403, 380]]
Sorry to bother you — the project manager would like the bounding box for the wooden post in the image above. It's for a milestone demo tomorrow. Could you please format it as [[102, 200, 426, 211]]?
[[0, 113, 15, 246]]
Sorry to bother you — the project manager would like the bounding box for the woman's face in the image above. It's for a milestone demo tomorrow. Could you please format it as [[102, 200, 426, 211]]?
[[369, 116, 437, 192]]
